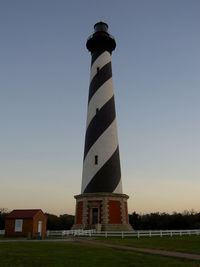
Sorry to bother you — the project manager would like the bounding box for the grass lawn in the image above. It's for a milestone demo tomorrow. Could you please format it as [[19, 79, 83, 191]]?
[[97, 235, 200, 254], [0, 241, 199, 267]]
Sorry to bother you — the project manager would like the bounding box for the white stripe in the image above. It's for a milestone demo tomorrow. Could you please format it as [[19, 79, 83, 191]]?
[[113, 179, 123, 193], [81, 119, 121, 193], [90, 51, 111, 82], [86, 78, 114, 128]]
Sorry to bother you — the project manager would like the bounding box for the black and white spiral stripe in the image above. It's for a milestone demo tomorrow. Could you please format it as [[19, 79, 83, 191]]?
[[81, 51, 122, 194]]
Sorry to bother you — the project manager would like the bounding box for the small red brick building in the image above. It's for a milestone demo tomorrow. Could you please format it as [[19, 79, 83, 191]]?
[[5, 209, 46, 237]]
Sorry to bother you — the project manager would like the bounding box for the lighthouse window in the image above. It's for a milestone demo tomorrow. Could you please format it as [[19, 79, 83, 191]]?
[[95, 155, 98, 165], [97, 67, 100, 73], [96, 108, 99, 114]]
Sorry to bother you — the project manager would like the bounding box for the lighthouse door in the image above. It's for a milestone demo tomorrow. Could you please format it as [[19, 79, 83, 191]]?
[[92, 208, 99, 224]]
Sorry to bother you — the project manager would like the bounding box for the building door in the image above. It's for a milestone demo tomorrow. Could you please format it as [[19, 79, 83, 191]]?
[[38, 221, 42, 236], [92, 208, 99, 224]]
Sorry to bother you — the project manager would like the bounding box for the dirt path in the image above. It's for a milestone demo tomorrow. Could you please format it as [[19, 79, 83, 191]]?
[[76, 239, 200, 261]]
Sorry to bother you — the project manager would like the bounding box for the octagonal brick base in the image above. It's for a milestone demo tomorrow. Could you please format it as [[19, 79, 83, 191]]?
[[72, 192, 133, 231]]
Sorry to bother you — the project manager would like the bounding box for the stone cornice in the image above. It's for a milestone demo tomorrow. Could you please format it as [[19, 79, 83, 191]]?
[[74, 192, 129, 200]]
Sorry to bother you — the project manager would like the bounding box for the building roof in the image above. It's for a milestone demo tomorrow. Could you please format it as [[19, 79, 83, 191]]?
[[6, 209, 43, 219]]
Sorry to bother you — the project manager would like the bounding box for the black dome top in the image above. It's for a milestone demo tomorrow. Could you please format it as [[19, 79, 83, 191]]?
[[86, 22, 116, 54], [94, 22, 108, 32]]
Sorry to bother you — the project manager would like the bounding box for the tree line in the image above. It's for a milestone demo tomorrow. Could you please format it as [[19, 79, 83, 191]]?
[[46, 211, 200, 230], [0, 209, 200, 230], [129, 211, 200, 230], [45, 213, 74, 230]]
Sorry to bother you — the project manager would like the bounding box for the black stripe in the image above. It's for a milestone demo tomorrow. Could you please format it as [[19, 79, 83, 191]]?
[[83, 146, 121, 193], [84, 96, 116, 159], [88, 62, 112, 103], [91, 51, 103, 66]]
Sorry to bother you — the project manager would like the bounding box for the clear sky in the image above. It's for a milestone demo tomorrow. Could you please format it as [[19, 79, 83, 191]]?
[[0, 0, 200, 215]]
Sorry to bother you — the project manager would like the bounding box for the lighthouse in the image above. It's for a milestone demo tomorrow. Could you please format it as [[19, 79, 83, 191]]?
[[72, 22, 132, 231]]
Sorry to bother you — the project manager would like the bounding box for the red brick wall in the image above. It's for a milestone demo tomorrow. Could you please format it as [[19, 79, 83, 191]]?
[[33, 211, 47, 237], [108, 200, 122, 224], [5, 219, 14, 236], [124, 201, 128, 223], [5, 219, 33, 237], [5, 211, 47, 237], [76, 201, 83, 224]]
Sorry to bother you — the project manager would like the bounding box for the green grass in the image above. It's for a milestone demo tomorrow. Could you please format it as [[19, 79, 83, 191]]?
[[0, 236, 28, 242], [0, 241, 199, 267], [97, 235, 200, 254]]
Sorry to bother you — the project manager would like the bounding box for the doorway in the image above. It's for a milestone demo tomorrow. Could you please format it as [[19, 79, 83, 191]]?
[[38, 221, 42, 236], [91, 208, 99, 224]]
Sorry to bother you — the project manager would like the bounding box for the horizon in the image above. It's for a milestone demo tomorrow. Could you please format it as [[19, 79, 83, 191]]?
[[1, 207, 199, 217]]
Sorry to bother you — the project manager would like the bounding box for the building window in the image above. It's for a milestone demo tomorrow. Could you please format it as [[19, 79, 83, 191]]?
[[15, 219, 23, 232], [95, 155, 98, 165], [97, 67, 100, 73], [96, 108, 99, 114]]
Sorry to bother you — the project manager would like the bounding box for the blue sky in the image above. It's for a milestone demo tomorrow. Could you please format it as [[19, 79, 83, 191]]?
[[0, 0, 200, 215]]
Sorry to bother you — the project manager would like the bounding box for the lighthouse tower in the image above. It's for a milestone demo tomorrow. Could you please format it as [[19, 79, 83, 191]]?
[[72, 22, 132, 231]]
